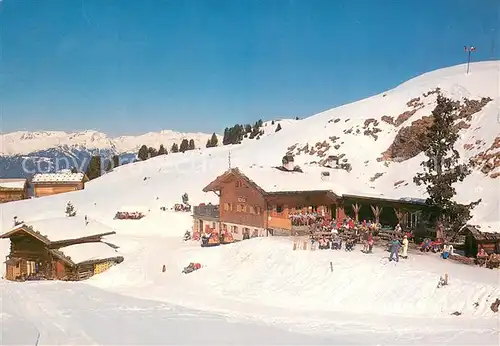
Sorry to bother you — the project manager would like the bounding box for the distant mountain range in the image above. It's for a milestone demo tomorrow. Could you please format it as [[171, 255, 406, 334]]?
[[0, 119, 297, 178], [0, 130, 220, 178]]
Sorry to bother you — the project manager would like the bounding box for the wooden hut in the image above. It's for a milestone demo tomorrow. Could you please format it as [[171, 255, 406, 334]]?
[[0, 216, 123, 281], [462, 225, 500, 257], [31, 172, 88, 198], [0, 178, 28, 203]]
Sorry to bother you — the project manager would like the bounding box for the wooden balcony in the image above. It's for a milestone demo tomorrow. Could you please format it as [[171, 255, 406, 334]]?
[[193, 204, 220, 220]]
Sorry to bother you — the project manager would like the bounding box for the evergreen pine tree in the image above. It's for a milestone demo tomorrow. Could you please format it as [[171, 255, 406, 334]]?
[[271, 120, 275, 125], [413, 95, 480, 236], [182, 193, 189, 205], [188, 139, 195, 150], [137, 145, 149, 161], [222, 127, 229, 145], [106, 155, 120, 171], [171, 143, 179, 153], [209, 133, 218, 147], [148, 147, 158, 158], [158, 144, 167, 155], [86, 155, 102, 180], [249, 121, 260, 139], [179, 139, 189, 152], [206, 139, 212, 148], [244, 124, 252, 133], [275, 123, 282, 132], [105, 159, 113, 172], [65, 201, 76, 217], [70, 167, 78, 173]]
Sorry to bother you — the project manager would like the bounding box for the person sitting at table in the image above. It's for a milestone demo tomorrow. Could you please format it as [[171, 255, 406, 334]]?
[[476, 247, 488, 266]]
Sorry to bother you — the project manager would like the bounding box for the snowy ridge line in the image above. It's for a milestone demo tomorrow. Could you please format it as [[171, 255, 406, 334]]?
[[0, 129, 222, 156]]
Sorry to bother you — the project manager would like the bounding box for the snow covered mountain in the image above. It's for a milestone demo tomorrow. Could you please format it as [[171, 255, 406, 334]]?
[[0, 129, 222, 177], [0, 129, 219, 156], [1, 61, 499, 345]]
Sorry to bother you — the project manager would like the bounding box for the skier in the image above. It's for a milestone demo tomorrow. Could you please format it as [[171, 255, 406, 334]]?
[[401, 234, 409, 259], [389, 237, 401, 262]]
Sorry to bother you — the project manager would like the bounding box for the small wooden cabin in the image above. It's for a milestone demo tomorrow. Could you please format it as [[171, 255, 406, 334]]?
[[1, 218, 123, 281], [31, 172, 89, 198], [0, 178, 28, 203], [462, 225, 500, 257]]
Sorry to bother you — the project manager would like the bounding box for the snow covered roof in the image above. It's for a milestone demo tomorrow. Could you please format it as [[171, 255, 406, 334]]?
[[242, 166, 341, 194], [31, 172, 87, 184], [203, 166, 430, 206], [203, 166, 344, 195], [0, 179, 27, 190], [56, 242, 122, 265], [0, 216, 116, 243]]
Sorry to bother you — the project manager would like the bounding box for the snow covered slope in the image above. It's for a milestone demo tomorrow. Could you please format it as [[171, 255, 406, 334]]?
[[0, 61, 499, 344], [3, 61, 497, 228]]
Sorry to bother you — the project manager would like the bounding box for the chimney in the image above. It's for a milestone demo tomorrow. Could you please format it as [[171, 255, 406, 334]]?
[[321, 171, 330, 181]]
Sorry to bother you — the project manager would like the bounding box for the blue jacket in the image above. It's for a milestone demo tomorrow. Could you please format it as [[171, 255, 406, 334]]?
[[390, 240, 401, 252]]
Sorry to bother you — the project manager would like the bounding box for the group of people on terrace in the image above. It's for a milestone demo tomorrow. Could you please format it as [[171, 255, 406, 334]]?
[[303, 214, 383, 252], [289, 211, 382, 233]]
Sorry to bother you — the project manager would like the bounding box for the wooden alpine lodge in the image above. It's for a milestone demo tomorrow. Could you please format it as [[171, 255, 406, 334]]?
[[1, 216, 124, 281], [193, 164, 439, 241]]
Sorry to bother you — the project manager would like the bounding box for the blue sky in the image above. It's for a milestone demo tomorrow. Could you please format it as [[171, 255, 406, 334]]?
[[0, 0, 498, 136]]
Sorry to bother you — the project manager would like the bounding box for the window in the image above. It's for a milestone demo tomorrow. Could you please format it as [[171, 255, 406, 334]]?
[[255, 206, 261, 215], [236, 204, 242, 212], [224, 203, 229, 211], [26, 260, 36, 275], [249, 205, 255, 214], [231, 225, 238, 234], [235, 181, 241, 187], [276, 204, 284, 213]]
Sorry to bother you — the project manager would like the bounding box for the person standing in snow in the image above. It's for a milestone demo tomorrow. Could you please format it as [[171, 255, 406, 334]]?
[[401, 235, 409, 259], [389, 237, 401, 262], [367, 232, 374, 253], [442, 244, 451, 259]]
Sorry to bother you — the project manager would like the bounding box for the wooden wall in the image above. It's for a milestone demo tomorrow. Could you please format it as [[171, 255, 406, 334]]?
[[0, 190, 27, 203], [7, 234, 52, 279], [219, 176, 266, 228], [33, 182, 84, 198]]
